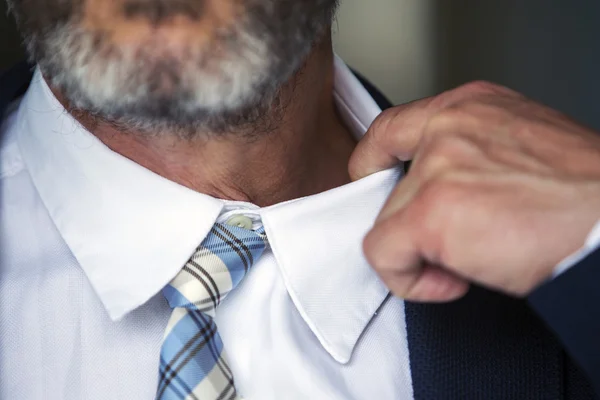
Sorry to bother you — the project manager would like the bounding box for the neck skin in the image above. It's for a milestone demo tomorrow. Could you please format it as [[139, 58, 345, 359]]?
[[53, 33, 357, 207]]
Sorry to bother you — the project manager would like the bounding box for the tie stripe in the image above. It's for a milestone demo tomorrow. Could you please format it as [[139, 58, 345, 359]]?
[[183, 261, 221, 309], [157, 223, 267, 400], [211, 226, 252, 270]]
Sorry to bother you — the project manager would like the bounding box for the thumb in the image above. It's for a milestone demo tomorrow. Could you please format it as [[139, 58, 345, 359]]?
[[348, 97, 436, 181]]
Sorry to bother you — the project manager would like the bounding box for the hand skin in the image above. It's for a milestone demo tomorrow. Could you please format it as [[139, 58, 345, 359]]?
[[349, 81, 600, 302]]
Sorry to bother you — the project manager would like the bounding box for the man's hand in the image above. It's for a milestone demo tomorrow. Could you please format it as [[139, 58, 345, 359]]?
[[350, 81, 600, 302]]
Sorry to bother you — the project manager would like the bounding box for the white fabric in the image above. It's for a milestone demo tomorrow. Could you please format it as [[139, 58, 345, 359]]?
[[0, 56, 413, 400], [554, 218, 600, 277]]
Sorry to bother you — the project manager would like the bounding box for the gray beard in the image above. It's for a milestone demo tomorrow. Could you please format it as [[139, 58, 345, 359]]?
[[7, 0, 339, 136]]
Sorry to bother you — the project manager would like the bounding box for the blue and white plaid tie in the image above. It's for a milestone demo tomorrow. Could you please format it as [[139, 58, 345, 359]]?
[[156, 222, 268, 400]]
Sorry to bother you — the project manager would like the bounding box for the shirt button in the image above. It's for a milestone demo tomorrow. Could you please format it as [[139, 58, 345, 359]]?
[[225, 215, 253, 230]]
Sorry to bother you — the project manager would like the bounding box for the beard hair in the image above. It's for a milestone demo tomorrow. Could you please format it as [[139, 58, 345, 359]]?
[[7, 0, 339, 137]]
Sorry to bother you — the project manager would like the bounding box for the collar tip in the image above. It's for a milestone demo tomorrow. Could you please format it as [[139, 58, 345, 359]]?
[[332, 354, 352, 365], [106, 306, 130, 322], [323, 344, 356, 365]]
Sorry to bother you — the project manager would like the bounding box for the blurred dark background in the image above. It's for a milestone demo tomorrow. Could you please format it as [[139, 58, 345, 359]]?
[[0, 1, 23, 71], [2, 0, 600, 130], [435, 1, 600, 131]]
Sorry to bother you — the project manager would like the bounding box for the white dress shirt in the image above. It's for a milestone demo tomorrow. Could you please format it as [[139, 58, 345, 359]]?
[[0, 55, 593, 400], [0, 56, 413, 400]]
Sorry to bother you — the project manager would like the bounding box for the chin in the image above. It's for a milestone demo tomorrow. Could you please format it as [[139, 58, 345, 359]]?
[[9, 0, 339, 133]]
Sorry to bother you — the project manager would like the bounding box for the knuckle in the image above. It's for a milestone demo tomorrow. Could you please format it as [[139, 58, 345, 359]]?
[[416, 151, 451, 180], [460, 80, 504, 95], [424, 101, 494, 144], [426, 107, 469, 136], [459, 80, 521, 98], [416, 137, 465, 179]]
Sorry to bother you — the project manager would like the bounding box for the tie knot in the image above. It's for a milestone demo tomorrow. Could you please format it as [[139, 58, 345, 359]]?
[[163, 222, 268, 314]]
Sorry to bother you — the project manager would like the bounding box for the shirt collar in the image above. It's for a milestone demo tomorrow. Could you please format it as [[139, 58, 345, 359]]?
[[17, 71, 224, 320], [258, 57, 402, 363], [261, 169, 400, 364], [17, 55, 402, 364]]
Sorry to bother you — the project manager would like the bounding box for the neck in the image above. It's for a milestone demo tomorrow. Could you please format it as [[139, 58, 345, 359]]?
[[59, 35, 356, 206]]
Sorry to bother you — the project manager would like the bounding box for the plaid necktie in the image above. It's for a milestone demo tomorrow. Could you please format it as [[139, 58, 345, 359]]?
[[156, 222, 268, 400]]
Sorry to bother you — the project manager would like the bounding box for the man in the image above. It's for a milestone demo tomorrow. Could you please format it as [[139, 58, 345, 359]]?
[[0, 1, 597, 400]]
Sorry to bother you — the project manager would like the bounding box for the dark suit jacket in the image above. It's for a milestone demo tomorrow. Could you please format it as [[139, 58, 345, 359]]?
[[2, 61, 599, 400]]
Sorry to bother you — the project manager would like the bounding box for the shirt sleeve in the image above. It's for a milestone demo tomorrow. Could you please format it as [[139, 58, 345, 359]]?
[[553, 218, 600, 277]]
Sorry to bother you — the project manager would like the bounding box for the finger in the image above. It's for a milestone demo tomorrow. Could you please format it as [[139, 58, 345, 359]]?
[[349, 97, 435, 181], [363, 200, 426, 292], [349, 81, 524, 182], [391, 264, 470, 302], [375, 171, 421, 222], [363, 189, 469, 302], [365, 201, 470, 302], [366, 226, 469, 302]]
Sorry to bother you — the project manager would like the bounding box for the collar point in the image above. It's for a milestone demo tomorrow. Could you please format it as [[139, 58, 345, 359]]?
[[311, 327, 368, 365], [326, 348, 353, 365], [104, 300, 139, 322]]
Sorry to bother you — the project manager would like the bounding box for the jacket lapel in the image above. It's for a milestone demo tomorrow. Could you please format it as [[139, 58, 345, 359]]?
[[0, 61, 34, 116]]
